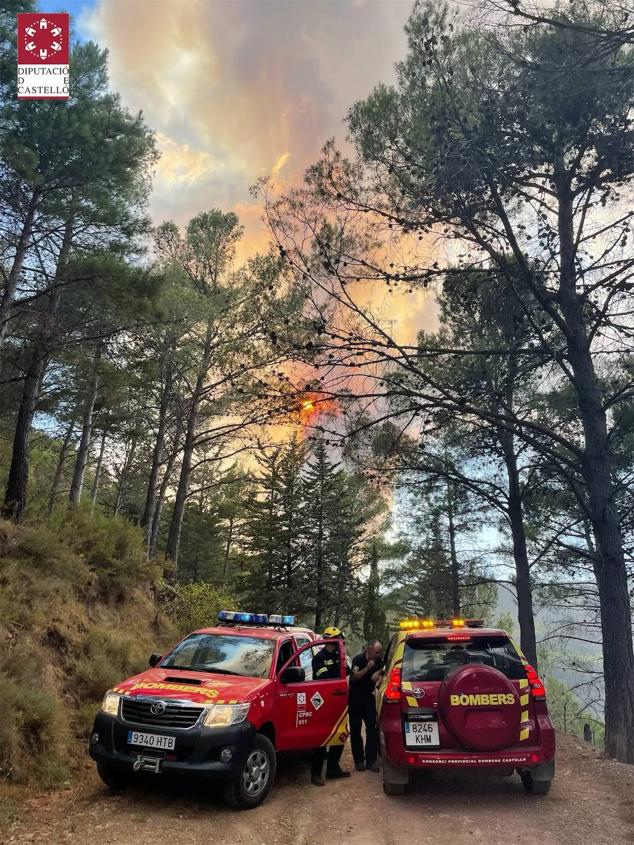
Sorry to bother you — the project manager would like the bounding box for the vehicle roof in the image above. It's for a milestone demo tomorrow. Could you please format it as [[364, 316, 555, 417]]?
[[192, 625, 313, 640], [401, 627, 508, 640]]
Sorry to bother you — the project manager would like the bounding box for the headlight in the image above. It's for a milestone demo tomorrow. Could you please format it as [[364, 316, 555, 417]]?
[[101, 691, 121, 717], [203, 703, 250, 728]]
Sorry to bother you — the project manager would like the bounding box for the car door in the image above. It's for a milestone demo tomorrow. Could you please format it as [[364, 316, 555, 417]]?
[[275, 639, 348, 752]]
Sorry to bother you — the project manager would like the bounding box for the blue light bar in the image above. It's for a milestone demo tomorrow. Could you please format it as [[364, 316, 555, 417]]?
[[218, 610, 234, 622], [218, 610, 294, 626], [269, 614, 296, 626]]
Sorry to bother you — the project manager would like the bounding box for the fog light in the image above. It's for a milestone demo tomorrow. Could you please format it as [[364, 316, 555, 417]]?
[[220, 748, 232, 763], [91, 732, 100, 745]]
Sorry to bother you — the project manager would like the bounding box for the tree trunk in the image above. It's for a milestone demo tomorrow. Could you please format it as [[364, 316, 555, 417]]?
[[0, 190, 40, 347], [557, 181, 634, 762], [141, 353, 173, 542], [48, 417, 76, 513], [90, 428, 107, 514], [314, 464, 325, 632], [69, 345, 102, 506], [2, 358, 42, 521], [2, 218, 74, 520], [165, 325, 213, 570], [114, 436, 137, 517], [446, 484, 461, 617], [222, 516, 234, 585], [498, 431, 538, 669], [149, 435, 179, 559]]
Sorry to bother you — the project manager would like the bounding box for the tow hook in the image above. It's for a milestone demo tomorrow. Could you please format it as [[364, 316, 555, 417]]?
[[133, 756, 162, 774]]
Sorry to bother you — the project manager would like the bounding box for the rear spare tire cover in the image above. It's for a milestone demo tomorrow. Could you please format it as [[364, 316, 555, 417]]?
[[439, 664, 521, 751]]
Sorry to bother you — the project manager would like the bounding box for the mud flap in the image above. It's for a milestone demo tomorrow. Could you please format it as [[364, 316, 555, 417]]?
[[383, 759, 409, 785], [522, 758, 555, 782]]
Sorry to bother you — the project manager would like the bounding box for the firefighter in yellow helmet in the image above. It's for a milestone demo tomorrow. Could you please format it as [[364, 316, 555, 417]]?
[[310, 626, 351, 786]]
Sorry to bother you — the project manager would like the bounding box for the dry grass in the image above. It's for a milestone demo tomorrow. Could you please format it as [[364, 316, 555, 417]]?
[[0, 512, 178, 791]]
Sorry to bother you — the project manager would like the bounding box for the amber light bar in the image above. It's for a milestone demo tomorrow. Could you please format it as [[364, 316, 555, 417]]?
[[397, 618, 485, 631]]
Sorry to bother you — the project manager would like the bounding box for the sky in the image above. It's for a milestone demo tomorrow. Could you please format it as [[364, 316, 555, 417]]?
[[41, 2, 407, 242], [36, 0, 436, 340]]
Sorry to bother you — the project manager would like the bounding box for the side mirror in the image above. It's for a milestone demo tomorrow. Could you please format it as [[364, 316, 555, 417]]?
[[280, 666, 305, 684], [149, 653, 162, 667]]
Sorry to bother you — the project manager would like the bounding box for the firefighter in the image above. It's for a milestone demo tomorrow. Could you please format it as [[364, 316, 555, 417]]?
[[310, 626, 351, 786], [349, 639, 383, 772]]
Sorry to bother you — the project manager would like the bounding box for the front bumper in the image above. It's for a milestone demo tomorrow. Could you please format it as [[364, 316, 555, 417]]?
[[89, 712, 256, 779]]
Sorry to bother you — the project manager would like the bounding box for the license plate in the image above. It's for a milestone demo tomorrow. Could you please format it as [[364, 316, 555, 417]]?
[[404, 720, 440, 748], [127, 731, 175, 750]]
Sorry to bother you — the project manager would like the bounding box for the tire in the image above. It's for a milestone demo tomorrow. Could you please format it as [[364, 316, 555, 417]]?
[[383, 779, 406, 796], [222, 734, 276, 810], [520, 771, 551, 795], [97, 761, 130, 790]]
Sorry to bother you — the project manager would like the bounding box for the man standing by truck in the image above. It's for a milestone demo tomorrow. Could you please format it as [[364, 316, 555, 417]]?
[[310, 626, 351, 786], [349, 639, 383, 772]]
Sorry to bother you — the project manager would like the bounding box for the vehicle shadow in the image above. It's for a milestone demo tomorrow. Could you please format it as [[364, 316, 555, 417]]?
[[403, 768, 538, 803], [94, 752, 312, 812]]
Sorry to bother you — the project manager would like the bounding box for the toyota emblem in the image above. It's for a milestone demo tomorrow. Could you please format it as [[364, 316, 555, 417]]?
[[413, 688, 425, 698], [150, 700, 166, 715]]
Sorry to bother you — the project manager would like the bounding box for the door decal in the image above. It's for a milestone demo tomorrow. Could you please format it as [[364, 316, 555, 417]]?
[[321, 707, 349, 747], [311, 691, 324, 710]]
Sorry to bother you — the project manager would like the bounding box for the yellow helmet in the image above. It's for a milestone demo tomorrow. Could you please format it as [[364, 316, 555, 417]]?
[[323, 626, 344, 639]]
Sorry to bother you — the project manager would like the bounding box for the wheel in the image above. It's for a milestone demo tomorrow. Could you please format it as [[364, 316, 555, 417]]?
[[383, 779, 406, 795], [222, 734, 276, 810], [97, 761, 130, 790], [520, 770, 551, 795]]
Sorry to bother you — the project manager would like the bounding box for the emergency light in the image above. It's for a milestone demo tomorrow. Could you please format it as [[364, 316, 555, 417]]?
[[269, 614, 296, 626], [217, 611, 296, 626], [397, 618, 485, 631]]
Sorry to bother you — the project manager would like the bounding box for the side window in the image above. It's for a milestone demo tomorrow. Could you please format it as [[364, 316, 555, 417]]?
[[276, 639, 296, 672], [309, 643, 344, 682], [294, 636, 313, 681]]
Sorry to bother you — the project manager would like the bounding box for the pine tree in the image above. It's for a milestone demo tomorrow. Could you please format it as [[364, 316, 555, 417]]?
[[362, 541, 387, 643]]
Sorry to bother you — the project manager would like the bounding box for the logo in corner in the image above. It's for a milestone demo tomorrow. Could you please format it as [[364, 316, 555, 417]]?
[[17, 13, 70, 100]]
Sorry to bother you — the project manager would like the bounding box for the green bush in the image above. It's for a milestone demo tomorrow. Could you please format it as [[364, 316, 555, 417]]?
[[157, 580, 237, 635], [48, 507, 161, 600]]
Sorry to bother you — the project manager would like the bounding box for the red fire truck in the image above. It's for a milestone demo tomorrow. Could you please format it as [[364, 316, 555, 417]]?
[[89, 612, 349, 809]]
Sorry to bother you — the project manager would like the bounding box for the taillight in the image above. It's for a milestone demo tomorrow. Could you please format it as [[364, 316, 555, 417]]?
[[384, 666, 401, 701], [524, 664, 546, 699]]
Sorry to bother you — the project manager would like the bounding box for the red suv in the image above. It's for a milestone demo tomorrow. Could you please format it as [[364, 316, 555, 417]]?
[[89, 612, 350, 809], [376, 619, 555, 796]]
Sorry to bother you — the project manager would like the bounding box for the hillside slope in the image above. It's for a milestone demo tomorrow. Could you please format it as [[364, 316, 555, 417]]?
[[0, 513, 177, 790]]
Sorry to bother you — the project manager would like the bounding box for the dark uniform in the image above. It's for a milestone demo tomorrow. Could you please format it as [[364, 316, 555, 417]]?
[[310, 645, 347, 782], [349, 651, 383, 769]]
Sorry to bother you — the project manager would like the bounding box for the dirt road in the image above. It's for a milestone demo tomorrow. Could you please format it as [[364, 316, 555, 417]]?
[[5, 735, 634, 845]]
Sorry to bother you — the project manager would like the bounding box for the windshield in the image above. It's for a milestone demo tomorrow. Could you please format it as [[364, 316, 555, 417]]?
[[160, 633, 275, 679], [403, 636, 526, 682]]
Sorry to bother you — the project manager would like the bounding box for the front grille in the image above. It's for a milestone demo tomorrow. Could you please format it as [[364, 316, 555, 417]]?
[[121, 698, 204, 729]]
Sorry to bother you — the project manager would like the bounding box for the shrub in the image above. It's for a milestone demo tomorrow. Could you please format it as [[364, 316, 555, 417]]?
[[157, 580, 237, 635]]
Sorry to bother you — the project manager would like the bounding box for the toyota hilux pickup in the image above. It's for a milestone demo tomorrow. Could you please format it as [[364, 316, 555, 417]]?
[[89, 611, 349, 809]]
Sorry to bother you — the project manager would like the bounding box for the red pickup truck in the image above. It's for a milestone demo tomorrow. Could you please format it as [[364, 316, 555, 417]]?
[[89, 612, 349, 809]]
